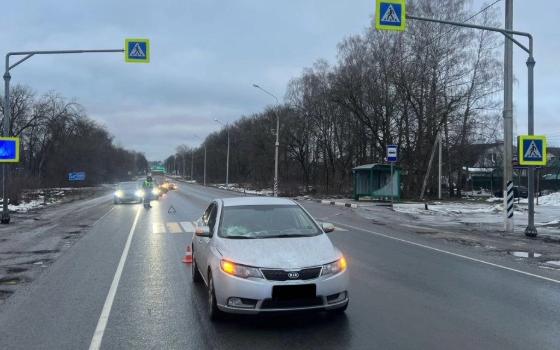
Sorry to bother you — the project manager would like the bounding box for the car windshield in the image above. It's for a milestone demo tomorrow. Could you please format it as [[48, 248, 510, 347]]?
[[218, 205, 322, 239], [118, 182, 140, 190]]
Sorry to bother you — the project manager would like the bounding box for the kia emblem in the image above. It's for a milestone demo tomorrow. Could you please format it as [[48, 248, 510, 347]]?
[[287, 272, 300, 279]]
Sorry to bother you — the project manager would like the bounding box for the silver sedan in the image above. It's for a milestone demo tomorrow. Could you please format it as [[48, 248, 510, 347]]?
[[191, 197, 349, 320]]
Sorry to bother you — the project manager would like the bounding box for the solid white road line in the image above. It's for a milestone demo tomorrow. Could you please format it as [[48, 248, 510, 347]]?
[[334, 226, 349, 232], [89, 206, 142, 350], [332, 221, 560, 285], [180, 221, 195, 233]]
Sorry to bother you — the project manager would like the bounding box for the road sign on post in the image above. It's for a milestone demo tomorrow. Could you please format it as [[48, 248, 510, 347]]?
[[375, 0, 406, 31], [519, 135, 547, 166], [0, 137, 20, 163], [387, 144, 398, 162], [68, 172, 86, 181], [125, 38, 150, 63]]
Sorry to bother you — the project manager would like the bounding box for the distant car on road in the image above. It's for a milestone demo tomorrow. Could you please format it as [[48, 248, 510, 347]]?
[[191, 197, 348, 320], [113, 182, 144, 204], [494, 185, 528, 199]]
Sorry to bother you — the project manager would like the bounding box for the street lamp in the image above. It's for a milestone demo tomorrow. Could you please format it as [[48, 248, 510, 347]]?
[[214, 119, 229, 187], [253, 83, 280, 197]]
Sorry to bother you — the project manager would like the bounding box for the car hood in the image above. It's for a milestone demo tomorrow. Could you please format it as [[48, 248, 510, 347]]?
[[214, 234, 339, 269]]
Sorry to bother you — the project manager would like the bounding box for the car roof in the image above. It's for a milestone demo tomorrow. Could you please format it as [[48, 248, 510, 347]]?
[[220, 196, 296, 207]]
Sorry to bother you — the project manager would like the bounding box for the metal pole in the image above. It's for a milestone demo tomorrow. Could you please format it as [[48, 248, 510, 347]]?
[[438, 133, 442, 199], [2, 69, 11, 224], [253, 84, 280, 197], [390, 162, 394, 207], [191, 150, 194, 180], [525, 53, 537, 237], [226, 125, 230, 187], [503, 0, 514, 232], [203, 145, 207, 186], [274, 111, 279, 197]]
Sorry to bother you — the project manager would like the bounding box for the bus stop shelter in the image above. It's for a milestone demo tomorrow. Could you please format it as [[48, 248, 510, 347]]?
[[352, 163, 401, 200]]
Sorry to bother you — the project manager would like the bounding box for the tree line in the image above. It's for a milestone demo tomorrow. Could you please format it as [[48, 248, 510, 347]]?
[[166, 0, 503, 198], [1, 85, 148, 203]]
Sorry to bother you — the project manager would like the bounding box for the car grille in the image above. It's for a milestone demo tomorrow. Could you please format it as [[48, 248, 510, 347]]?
[[261, 297, 323, 309], [260, 267, 322, 281]]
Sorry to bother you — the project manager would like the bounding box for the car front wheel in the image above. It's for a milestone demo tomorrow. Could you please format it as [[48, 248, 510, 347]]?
[[192, 258, 202, 283], [208, 272, 223, 321]]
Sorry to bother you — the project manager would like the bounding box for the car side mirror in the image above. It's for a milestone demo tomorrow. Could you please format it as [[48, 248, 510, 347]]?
[[195, 225, 211, 237], [322, 222, 335, 233]]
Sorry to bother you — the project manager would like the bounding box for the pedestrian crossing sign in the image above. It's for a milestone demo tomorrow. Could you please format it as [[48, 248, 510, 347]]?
[[519, 135, 547, 166], [376, 0, 406, 31], [125, 38, 150, 63]]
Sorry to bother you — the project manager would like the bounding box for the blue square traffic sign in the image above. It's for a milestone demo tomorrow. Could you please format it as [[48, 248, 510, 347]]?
[[125, 38, 150, 63], [0, 137, 20, 163], [380, 3, 402, 26], [376, 0, 406, 31], [519, 135, 547, 166]]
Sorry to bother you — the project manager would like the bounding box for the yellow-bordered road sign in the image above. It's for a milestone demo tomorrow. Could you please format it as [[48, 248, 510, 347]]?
[[519, 135, 547, 166], [376, 0, 406, 31], [125, 38, 150, 63], [0, 137, 20, 163]]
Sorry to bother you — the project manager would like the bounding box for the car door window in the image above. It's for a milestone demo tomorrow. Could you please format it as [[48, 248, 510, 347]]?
[[207, 205, 218, 235], [203, 203, 215, 225]]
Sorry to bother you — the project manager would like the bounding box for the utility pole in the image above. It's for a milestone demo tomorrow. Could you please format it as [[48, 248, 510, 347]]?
[[438, 133, 442, 199], [214, 119, 229, 187], [503, 0, 515, 232], [190, 149, 194, 180], [2, 48, 124, 224], [253, 84, 280, 197], [203, 144, 207, 186]]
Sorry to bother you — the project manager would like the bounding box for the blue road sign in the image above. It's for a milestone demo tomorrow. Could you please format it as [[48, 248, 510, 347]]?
[[0, 137, 20, 163], [387, 144, 398, 162], [376, 0, 406, 31], [519, 135, 547, 166], [68, 172, 86, 181], [125, 38, 150, 63]]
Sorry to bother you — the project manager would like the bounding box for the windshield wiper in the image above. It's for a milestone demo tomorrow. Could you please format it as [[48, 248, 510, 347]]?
[[224, 235, 255, 239]]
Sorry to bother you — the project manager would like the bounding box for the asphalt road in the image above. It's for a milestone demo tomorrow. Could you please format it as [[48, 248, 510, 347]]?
[[0, 182, 559, 349]]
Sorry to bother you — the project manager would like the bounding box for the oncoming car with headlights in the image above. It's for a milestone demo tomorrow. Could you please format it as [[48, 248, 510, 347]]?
[[191, 197, 349, 320], [113, 182, 145, 204]]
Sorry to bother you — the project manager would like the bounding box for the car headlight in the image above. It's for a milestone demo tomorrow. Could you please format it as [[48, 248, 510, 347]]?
[[114, 190, 124, 198], [220, 260, 263, 279], [321, 256, 347, 277], [152, 188, 160, 195], [135, 189, 145, 197]]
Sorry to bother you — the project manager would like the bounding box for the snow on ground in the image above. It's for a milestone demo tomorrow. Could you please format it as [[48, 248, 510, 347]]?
[[393, 193, 560, 236], [216, 184, 273, 196], [7, 199, 47, 212]]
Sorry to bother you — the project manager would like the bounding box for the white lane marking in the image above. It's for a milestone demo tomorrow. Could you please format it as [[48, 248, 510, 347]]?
[[331, 221, 560, 285], [92, 207, 115, 226], [152, 223, 166, 234], [180, 221, 195, 233], [89, 206, 142, 350], [166, 222, 182, 234], [334, 226, 349, 232]]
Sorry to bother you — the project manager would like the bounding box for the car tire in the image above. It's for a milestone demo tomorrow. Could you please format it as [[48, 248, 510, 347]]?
[[192, 258, 202, 283], [208, 272, 223, 321], [113, 198, 119, 205]]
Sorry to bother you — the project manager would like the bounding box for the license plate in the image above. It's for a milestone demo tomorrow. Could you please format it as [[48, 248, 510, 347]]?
[[272, 284, 316, 300]]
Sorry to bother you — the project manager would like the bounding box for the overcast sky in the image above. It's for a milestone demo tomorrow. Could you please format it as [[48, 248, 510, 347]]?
[[2, 1, 559, 160]]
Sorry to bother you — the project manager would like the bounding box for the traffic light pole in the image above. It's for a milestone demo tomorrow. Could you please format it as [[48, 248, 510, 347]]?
[[2, 49, 124, 224], [406, 15, 536, 237]]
